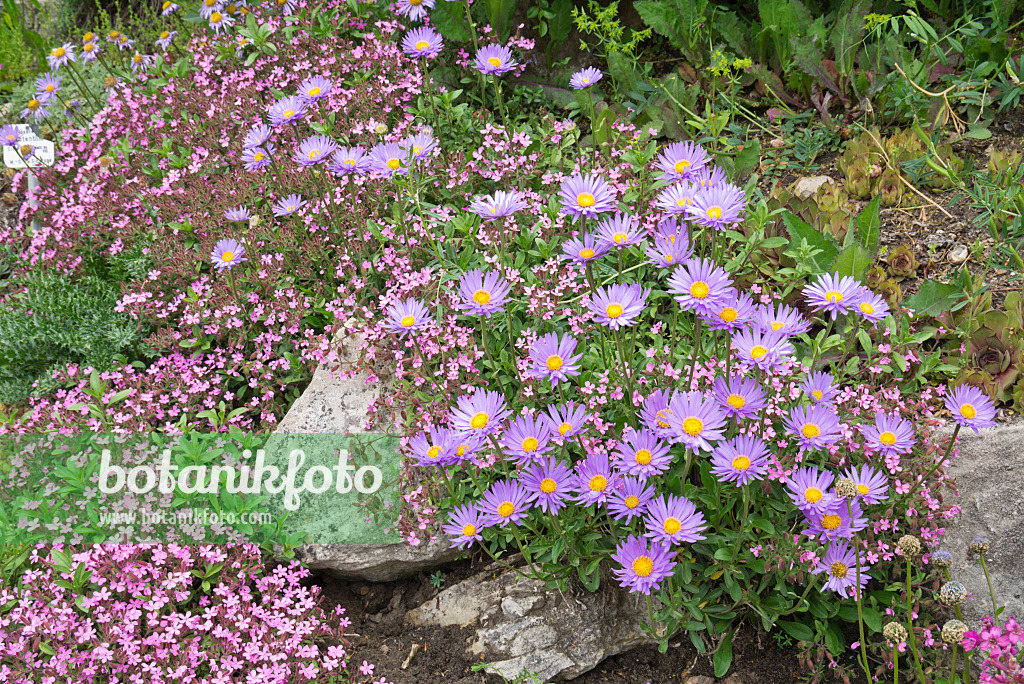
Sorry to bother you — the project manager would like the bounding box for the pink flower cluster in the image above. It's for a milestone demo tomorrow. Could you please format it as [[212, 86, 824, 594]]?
[[964, 616, 1024, 684]]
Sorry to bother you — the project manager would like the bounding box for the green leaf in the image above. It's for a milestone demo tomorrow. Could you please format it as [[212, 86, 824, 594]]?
[[732, 139, 762, 180], [854, 195, 881, 254], [634, 0, 685, 51], [904, 280, 964, 318], [824, 621, 846, 656], [781, 211, 838, 273], [779, 620, 814, 642], [830, 243, 871, 279], [713, 630, 734, 677], [547, 0, 574, 45], [431, 0, 473, 43]]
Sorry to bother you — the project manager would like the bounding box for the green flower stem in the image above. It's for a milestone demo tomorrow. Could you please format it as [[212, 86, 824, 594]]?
[[509, 523, 539, 576], [811, 316, 835, 370], [420, 57, 439, 126], [686, 318, 702, 390], [893, 645, 899, 684], [850, 500, 871, 684], [951, 644, 958, 684], [979, 551, 1000, 627], [439, 465, 457, 501], [549, 512, 575, 561], [613, 327, 637, 421], [728, 484, 750, 566], [905, 556, 929, 684], [491, 76, 508, 128], [478, 316, 508, 398], [66, 61, 103, 111]]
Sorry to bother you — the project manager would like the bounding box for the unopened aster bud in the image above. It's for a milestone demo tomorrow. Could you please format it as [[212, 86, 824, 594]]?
[[930, 549, 953, 569], [883, 622, 908, 643], [99, 156, 114, 168], [835, 477, 858, 499], [969, 536, 990, 554], [897, 534, 921, 557], [103, 76, 118, 89], [942, 619, 968, 645], [939, 580, 968, 606]]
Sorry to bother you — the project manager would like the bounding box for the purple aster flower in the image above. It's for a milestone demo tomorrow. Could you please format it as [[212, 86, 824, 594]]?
[[1, 125, 21, 147], [559, 173, 616, 219], [521, 459, 572, 514], [499, 414, 554, 466], [786, 466, 841, 516], [570, 67, 603, 89], [731, 328, 794, 371], [155, 30, 176, 51], [611, 535, 675, 595], [211, 239, 246, 271], [805, 502, 867, 542], [272, 194, 306, 217], [243, 124, 273, 149], [944, 385, 997, 433], [711, 375, 767, 420], [294, 135, 337, 167], [613, 428, 672, 480], [607, 477, 656, 521], [474, 44, 517, 76], [400, 132, 437, 161], [268, 96, 307, 127], [543, 402, 589, 439], [208, 11, 233, 33], [804, 273, 862, 320], [62, 100, 81, 118], [384, 298, 430, 336], [784, 404, 842, 452], [656, 181, 698, 215], [395, 0, 435, 21], [449, 431, 487, 464], [754, 302, 811, 337], [115, 35, 134, 52], [573, 453, 619, 506], [35, 73, 61, 100], [298, 75, 332, 103], [693, 165, 728, 189], [442, 504, 484, 549], [80, 41, 100, 62], [368, 142, 410, 178], [638, 388, 680, 439], [663, 391, 727, 452], [811, 541, 870, 597], [402, 27, 444, 59], [478, 480, 531, 528], [528, 332, 583, 386], [859, 414, 915, 459], [701, 289, 756, 332], [595, 213, 643, 248], [105, 30, 122, 43], [241, 143, 274, 172], [129, 52, 153, 74], [198, 0, 221, 18], [686, 182, 746, 230], [224, 206, 252, 222], [655, 141, 710, 182], [410, 427, 459, 467], [450, 389, 511, 436], [329, 147, 373, 175], [842, 465, 890, 505], [802, 371, 838, 405], [587, 283, 649, 329], [856, 289, 890, 323], [47, 43, 76, 70], [467, 190, 528, 220], [21, 98, 50, 123], [561, 233, 611, 264], [710, 435, 770, 486], [666, 257, 733, 316], [455, 269, 512, 318], [161, 0, 180, 15], [644, 218, 693, 268], [275, 0, 297, 15], [645, 494, 707, 545]]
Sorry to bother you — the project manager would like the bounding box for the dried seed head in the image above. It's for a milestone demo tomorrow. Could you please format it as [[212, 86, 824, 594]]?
[[835, 477, 858, 499], [897, 534, 921, 557], [930, 549, 953, 569], [942, 619, 968, 645], [883, 622, 908, 643], [99, 156, 114, 168], [939, 581, 968, 607], [969, 536, 990, 555]]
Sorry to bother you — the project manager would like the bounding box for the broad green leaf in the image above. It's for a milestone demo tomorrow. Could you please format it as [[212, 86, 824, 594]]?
[[904, 279, 964, 318], [713, 630, 734, 677], [779, 620, 814, 642], [781, 211, 838, 273], [431, 0, 473, 43], [854, 195, 881, 254], [830, 243, 871, 279]]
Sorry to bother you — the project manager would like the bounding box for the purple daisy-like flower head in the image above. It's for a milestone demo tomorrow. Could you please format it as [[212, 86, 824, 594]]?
[[211, 239, 246, 271], [329, 146, 373, 176], [474, 44, 517, 76], [275, 0, 297, 15], [655, 181, 698, 215], [446, 430, 486, 464], [613, 428, 672, 480], [811, 540, 871, 597], [543, 402, 589, 439], [859, 414, 915, 459], [802, 371, 838, 405], [754, 302, 811, 337], [442, 504, 484, 549], [645, 494, 707, 545], [786, 466, 841, 516], [81, 41, 100, 62], [384, 298, 430, 336], [208, 11, 234, 34], [455, 269, 512, 318], [0, 125, 20, 147], [784, 404, 842, 452], [570, 67, 603, 89], [242, 142, 274, 172], [712, 374, 767, 420], [528, 332, 583, 386], [401, 132, 437, 161], [805, 501, 868, 542], [638, 388, 680, 439], [450, 389, 511, 437], [611, 535, 675, 595], [573, 453, 619, 506], [155, 30, 176, 51], [268, 96, 307, 127], [298, 75, 333, 103], [395, 0, 435, 21], [655, 141, 710, 183], [561, 233, 611, 264], [856, 289, 890, 323], [467, 189, 528, 220], [710, 435, 770, 486], [693, 164, 728, 189], [294, 135, 338, 167], [272, 194, 306, 218], [731, 328, 795, 371], [701, 289, 756, 332], [842, 464, 890, 505], [402, 26, 444, 59], [47, 43, 76, 70], [944, 384, 997, 433], [161, 0, 180, 15], [804, 273, 862, 320], [607, 477, 656, 521], [478, 480, 531, 528], [410, 427, 459, 467], [686, 182, 746, 230], [35, 73, 61, 100], [521, 458, 573, 515], [198, 0, 221, 19], [666, 257, 734, 316], [243, 124, 273, 149], [595, 213, 643, 249], [129, 52, 153, 74], [559, 173, 616, 219], [499, 414, 554, 467], [644, 217, 693, 268], [21, 98, 51, 123], [663, 391, 727, 452], [587, 283, 649, 330], [224, 206, 251, 222], [368, 141, 410, 178]]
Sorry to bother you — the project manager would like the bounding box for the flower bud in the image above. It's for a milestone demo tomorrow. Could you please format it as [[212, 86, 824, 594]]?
[[969, 536, 990, 555], [942, 619, 968, 645], [930, 549, 953, 569], [897, 534, 921, 557]]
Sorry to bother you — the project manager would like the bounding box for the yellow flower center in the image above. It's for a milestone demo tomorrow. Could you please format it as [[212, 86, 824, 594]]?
[[413, 146, 423, 156], [210, 11, 222, 21], [861, 303, 875, 314], [84, 43, 95, 52], [857, 484, 869, 495], [682, 417, 703, 437], [386, 158, 401, 170], [727, 394, 745, 410], [400, 315, 416, 327], [487, 57, 501, 68], [825, 290, 843, 303], [732, 456, 751, 471], [804, 487, 823, 504], [162, 1, 170, 8], [133, 54, 143, 64], [109, 31, 120, 39], [462, 523, 476, 536], [822, 514, 842, 530], [812, 390, 823, 401], [625, 496, 640, 509], [540, 478, 557, 494], [473, 290, 491, 305], [308, 87, 321, 97], [558, 422, 571, 436], [427, 446, 440, 459], [221, 251, 234, 262], [605, 303, 623, 318], [226, 3, 236, 12], [663, 517, 682, 535], [410, 0, 423, 4], [771, 321, 784, 331], [308, 150, 319, 160], [802, 424, 821, 439], [750, 345, 768, 359], [706, 206, 722, 220], [546, 355, 563, 371], [52, 48, 66, 58], [589, 475, 608, 492], [663, 255, 673, 264], [28, 99, 40, 110], [470, 412, 489, 429], [674, 159, 691, 173], [254, 152, 265, 162], [879, 431, 897, 446], [634, 449, 652, 465], [613, 232, 626, 244], [521, 437, 539, 452], [497, 501, 515, 517], [579, 248, 595, 259], [632, 556, 654, 577], [160, 31, 170, 39], [959, 403, 976, 419], [719, 307, 738, 322], [46, 84, 56, 92], [577, 192, 595, 207], [655, 410, 672, 429], [456, 445, 467, 457], [830, 561, 848, 579], [582, 78, 590, 83], [283, 109, 295, 119], [416, 41, 429, 51], [676, 197, 689, 207], [343, 159, 355, 166], [690, 281, 709, 299]]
